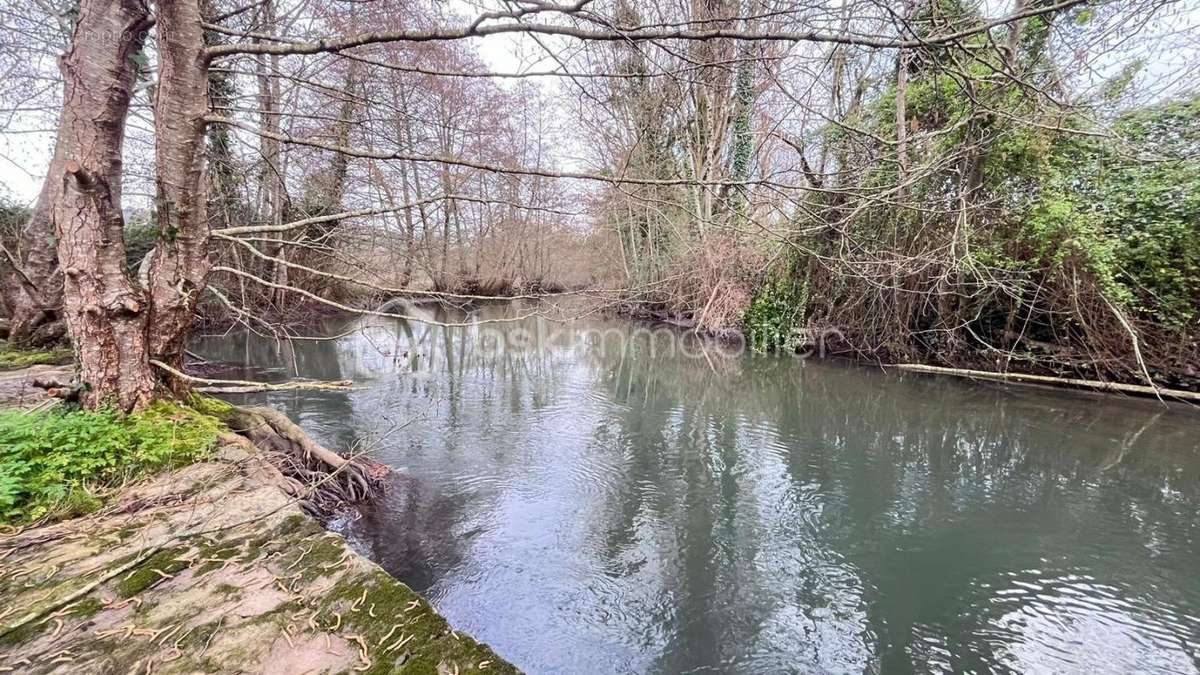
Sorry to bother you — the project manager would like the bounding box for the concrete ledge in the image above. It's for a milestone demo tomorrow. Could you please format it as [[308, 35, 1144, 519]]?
[[0, 446, 518, 674]]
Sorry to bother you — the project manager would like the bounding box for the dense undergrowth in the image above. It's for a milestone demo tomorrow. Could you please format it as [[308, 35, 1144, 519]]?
[[736, 90, 1200, 372], [0, 402, 222, 525], [603, 0, 1200, 388], [743, 258, 808, 353]]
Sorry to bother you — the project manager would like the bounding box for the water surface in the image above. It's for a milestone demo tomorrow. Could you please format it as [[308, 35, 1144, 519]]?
[[195, 303, 1200, 674]]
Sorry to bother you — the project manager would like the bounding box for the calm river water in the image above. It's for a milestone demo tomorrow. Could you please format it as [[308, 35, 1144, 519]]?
[[194, 302, 1200, 674]]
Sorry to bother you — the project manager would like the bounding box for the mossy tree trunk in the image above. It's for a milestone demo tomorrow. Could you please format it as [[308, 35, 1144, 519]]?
[[52, 0, 157, 411], [145, 0, 212, 387], [45, 0, 212, 410]]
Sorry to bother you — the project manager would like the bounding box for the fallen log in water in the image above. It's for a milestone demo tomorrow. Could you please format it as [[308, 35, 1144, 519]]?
[[150, 358, 353, 393], [892, 363, 1200, 403]]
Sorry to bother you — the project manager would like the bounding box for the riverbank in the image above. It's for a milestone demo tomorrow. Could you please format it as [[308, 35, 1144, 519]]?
[[613, 302, 1200, 404], [0, 365, 517, 674], [195, 296, 1200, 405]]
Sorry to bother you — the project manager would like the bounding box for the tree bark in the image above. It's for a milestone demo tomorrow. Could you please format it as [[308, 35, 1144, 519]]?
[[1, 123, 67, 348], [53, 0, 156, 411], [895, 42, 910, 198], [327, 60, 360, 206], [253, 0, 288, 308], [147, 0, 213, 389]]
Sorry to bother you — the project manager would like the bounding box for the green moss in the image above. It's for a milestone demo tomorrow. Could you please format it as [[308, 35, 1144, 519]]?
[[0, 620, 42, 648], [0, 589, 91, 646], [313, 569, 518, 675], [275, 513, 308, 537], [0, 508, 515, 672], [186, 393, 235, 418], [70, 596, 105, 620], [175, 618, 223, 651], [53, 489, 105, 521], [86, 635, 161, 672], [0, 343, 72, 370], [236, 532, 275, 565], [0, 389, 516, 672], [116, 547, 192, 598], [196, 540, 242, 575]]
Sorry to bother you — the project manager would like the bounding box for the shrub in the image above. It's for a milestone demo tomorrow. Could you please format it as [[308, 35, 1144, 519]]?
[[744, 261, 808, 353], [123, 217, 159, 272], [0, 403, 222, 524]]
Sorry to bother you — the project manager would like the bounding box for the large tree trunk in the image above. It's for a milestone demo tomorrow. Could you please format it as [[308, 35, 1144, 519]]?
[[327, 60, 359, 204], [1, 126, 68, 349], [146, 0, 212, 389], [10, 188, 65, 346], [53, 0, 156, 411]]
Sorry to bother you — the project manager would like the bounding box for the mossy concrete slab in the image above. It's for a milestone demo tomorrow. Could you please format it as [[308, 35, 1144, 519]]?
[[0, 446, 518, 674]]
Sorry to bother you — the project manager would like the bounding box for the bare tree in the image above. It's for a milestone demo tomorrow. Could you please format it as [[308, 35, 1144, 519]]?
[[1, 0, 1195, 407]]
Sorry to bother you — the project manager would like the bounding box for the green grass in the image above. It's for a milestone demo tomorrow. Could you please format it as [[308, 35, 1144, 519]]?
[[0, 343, 72, 370], [0, 402, 223, 525]]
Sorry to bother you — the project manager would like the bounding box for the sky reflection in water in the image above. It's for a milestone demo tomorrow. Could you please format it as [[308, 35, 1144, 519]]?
[[195, 303, 1200, 674]]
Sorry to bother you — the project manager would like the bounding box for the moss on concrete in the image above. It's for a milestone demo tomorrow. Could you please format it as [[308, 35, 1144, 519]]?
[[0, 444, 519, 674], [115, 546, 192, 598]]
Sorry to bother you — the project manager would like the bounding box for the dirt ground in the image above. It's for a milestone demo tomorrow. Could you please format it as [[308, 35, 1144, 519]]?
[[0, 365, 71, 412]]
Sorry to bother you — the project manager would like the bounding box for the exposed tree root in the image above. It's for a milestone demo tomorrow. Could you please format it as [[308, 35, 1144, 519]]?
[[217, 405, 387, 518]]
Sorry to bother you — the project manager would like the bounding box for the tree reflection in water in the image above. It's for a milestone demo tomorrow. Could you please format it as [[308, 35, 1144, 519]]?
[[194, 305, 1200, 675]]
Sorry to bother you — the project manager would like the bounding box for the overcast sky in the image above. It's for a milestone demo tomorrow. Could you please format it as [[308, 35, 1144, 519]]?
[[2, 0, 1197, 207]]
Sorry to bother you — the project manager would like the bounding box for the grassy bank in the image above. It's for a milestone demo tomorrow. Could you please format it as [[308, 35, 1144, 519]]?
[[0, 402, 221, 525]]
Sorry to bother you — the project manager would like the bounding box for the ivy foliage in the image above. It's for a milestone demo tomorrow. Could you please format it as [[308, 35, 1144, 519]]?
[[776, 0, 1199, 355], [1019, 96, 1200, 326], [744, 259, 808, 353], [0, 195, 30, 245], [0, 403, 222, 524]]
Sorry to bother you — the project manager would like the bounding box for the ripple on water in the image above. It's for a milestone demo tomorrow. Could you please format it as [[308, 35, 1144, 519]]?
[[195, 319, 1200, 675], [970, 569, 1200, 674]]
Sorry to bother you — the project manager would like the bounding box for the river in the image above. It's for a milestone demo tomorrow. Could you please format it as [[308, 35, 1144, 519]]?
[[194, 301, 1200, 674]]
